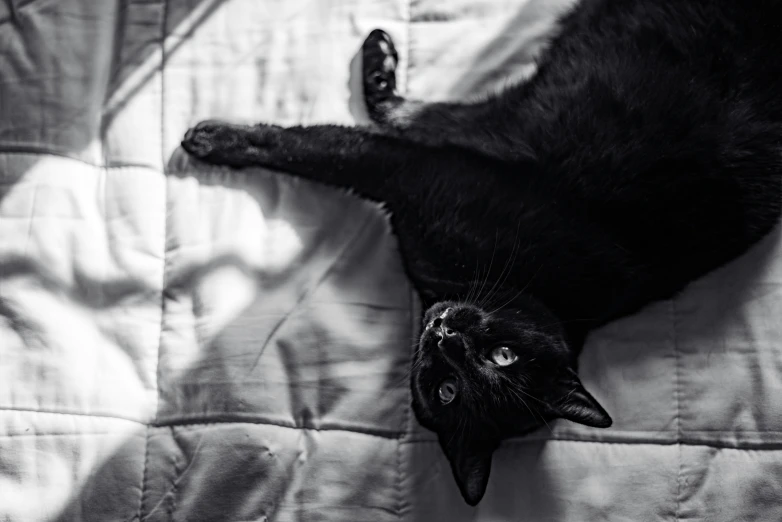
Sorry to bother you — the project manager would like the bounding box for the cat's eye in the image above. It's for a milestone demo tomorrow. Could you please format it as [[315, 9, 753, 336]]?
[[490, 346, 518, 367], [438, 378, 458, 404]]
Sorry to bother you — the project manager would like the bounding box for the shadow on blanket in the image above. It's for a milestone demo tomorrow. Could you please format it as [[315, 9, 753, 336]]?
[[4, 0, 781, 518], [0, 0, 224, 181], [6, 204, 778, 522], [0, 241, 412, 520]]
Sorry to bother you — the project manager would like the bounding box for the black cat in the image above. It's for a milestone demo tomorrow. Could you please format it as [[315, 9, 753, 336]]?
[[182, 0, 782, 506]]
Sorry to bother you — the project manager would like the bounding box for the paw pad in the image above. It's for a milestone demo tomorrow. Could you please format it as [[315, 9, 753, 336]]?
[[362, 29, 398, 94]]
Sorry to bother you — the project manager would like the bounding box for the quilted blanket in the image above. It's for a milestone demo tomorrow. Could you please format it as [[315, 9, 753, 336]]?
[[1, 0, 781, 520]]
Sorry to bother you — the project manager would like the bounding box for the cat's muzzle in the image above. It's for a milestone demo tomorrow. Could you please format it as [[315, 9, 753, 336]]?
[[423, 307, 464, 354], [435, 326, 463, 352]]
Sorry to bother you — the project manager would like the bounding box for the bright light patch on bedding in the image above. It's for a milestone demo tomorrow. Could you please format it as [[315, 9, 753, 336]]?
[[0, 451, 72, 521], [2, 0, 781, 520]]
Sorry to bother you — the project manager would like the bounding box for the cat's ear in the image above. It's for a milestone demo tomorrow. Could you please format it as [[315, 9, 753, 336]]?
[[439, 434, 497, 506], [551, 368, 612, 428]]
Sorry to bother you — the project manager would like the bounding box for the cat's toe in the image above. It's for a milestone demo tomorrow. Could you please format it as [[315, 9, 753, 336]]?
[[362, 29, 399, 107], [181, 120, 229, 159], [182, 120, 261, 166], [364, 29, 398, 66], [181, 121, 284, 168]]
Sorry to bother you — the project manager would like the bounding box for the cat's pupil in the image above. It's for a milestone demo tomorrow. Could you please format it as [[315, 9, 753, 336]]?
[[490, 346, 518, 367]]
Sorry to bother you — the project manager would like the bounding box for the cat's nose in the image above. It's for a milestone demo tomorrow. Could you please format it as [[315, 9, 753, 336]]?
[[437, 325, 457, 338], [425, 307, 454, 331], [436, 325, 462, 351]]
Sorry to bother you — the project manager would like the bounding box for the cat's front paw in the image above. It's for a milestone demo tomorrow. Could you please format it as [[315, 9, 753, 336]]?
[[182, 120, 246, 162], [182, 120, 278, 167], [362, 29, 400, 122]]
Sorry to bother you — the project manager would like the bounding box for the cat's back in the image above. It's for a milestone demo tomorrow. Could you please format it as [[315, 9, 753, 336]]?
[[514, 0, 782, 301], [528, 0, 782, 163], [523, 0, 782, 218]]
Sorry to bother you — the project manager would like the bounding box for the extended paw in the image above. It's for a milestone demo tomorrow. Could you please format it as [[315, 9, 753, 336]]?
[[182, 120, 247, 160], [182, 120, 276, 167], [362, 29, 400, 122]]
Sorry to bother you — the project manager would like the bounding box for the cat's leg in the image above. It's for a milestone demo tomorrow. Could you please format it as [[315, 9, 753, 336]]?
[[362, 29, 532, 161], [181, 119, 442, 201]]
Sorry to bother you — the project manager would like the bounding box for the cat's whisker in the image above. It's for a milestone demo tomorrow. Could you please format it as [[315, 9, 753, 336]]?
[[476, 259, 506, 310], [447, 412, 467, 448], [463, 258, 483, 305], [512, 384, 547, 405], [507, 387, 541, 429], [513, 389, 551, 433], [477, 393, 492, 423], [510, 383, 553, 433], [489, 380, 502, 408], [471, 267, 492, 306], [467, 272, 486, 306], [488, 232, 523, 308], [405, 337, 423, 349], [470, 253, 491, 305], [397, 353, 425, 383], [487, 262, 545, 315], [478, 220, 522, 309], [534, 316, 601, 330], [473, 231, 500, 306], [387, 359, 427, 390]]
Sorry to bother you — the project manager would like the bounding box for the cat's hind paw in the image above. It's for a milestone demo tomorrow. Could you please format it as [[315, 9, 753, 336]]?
[[362, 29, 400, 123]]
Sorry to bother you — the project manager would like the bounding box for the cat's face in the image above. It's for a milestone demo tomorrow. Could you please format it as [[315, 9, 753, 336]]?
[[411, 299, 612, 505]]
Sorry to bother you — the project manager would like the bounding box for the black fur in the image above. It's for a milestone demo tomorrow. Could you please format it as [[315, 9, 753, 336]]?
[[182, 0, 782, 506]]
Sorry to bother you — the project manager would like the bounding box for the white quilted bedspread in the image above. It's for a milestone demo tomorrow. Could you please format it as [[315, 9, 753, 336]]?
[[1, 0, 781, 520]]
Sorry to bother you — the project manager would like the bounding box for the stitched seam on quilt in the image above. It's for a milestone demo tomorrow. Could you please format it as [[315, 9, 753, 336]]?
[[7, 406, 782, 447], [153, 414, 403, 438], [395, 274, 415, 519], [106, 0, 129, 103], [101, 0, 128, 169], [138, 429, 153, 521], [137, 429, 153, 522], [102, 16, 155, 522], [157, 1, 172, 520], [0, 406, 135, 423], [155, 421, 386, 435], [168, 440, 180, 521], [168, 427, 183, 521], [137, 1, 172, 519], [0, 407, 405, 437], [404, 0, 413, 96], [140, 427, 183, 521], [403, 437, 782, 451], [671, 298, 682, 522], [0, 146, 159, 170], [395, 4, 414, 519]]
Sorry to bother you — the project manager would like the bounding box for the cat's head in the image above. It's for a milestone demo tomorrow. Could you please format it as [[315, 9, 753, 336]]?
[[411, 298, 612, 505]]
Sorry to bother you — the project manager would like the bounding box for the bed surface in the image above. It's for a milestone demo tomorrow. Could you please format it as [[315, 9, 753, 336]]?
[[1, 0, 781, 520]]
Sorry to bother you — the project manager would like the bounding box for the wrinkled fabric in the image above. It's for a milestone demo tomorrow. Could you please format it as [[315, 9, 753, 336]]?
[[1, 0, 781, 520]]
